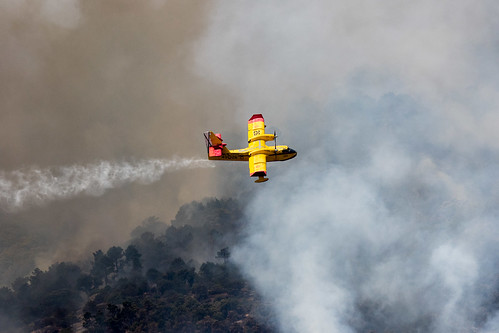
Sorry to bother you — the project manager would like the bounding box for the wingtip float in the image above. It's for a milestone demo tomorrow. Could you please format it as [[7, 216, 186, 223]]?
[[204, 114, 297, 183]]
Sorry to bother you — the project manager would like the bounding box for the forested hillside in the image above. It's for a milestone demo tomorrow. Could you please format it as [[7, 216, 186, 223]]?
[[0, 199, 276, 332], [2, 197, 498, 332]]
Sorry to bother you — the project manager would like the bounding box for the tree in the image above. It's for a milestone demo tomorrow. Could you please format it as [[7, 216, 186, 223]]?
[[91, 250, 114, 286], [106, 246, 124, 274], [77, 274, 94, 294], [216, 247, 231, 264], [125, 245, 142, 272]]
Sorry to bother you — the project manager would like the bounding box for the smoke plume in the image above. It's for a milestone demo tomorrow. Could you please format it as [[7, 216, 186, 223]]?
[[195, 1, 499, 332], [2, 1, 499, 331], [0, 158, 213, 212], [0, 1, 236, 284]]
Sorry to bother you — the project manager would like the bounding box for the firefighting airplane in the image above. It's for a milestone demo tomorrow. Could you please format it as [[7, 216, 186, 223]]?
[[204, 114, 297, 183]]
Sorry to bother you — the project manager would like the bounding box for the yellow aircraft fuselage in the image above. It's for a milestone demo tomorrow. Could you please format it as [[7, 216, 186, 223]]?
[[204, 114, 297, 183]]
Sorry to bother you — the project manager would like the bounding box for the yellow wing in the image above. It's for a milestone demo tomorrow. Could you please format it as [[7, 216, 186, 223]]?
[[247, 115, 271, 182], [249, 153, 267, 177], [247, 114, 275, 143], [249, 153, 268, 183]]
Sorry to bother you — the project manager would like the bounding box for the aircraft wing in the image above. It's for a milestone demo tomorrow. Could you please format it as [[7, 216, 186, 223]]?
[[248, 114, 265, 142], [248, 114, 275, 143], [249, 153, 267, 177]]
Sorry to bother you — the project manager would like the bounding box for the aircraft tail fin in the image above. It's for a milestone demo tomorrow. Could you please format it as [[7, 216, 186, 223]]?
[[204, 131, 229, 158]]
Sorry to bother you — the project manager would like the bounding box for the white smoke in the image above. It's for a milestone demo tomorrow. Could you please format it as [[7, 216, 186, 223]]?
[[195, 1, 499, 332], [0, 158, 213, 211]]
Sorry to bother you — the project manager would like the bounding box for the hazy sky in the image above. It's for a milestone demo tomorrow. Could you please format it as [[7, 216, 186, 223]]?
[[1, 1, 499, 331], [0, 0, 240, 282], [193, 1, 499, 332]]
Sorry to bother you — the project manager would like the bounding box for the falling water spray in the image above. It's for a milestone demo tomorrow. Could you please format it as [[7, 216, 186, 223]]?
[[0, 157, 214, 211]]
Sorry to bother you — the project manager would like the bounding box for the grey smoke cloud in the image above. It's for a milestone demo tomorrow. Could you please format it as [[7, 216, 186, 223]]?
[[195, 1, 499, 332], [1, 1, 498, 331], [0, 1, 237, 284], [230, 99, 499, 332]]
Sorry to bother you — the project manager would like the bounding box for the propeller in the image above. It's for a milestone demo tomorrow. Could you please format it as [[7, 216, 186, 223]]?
[[274, 130, 278, 154]]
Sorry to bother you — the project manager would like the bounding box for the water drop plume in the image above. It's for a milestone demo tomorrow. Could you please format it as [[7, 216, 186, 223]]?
[[0, 157, 213, 211]]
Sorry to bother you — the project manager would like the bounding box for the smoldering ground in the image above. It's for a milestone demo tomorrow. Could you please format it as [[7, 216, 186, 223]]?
[[194, 1, 499, 332]]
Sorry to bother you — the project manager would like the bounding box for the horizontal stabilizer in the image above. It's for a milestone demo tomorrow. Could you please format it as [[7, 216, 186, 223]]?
[[204, 131, 231, 159]]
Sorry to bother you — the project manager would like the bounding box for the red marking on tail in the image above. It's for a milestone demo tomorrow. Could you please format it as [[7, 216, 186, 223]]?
[[207, 132, 226, 157], [248, 114, 264, 124], [209, 146, 222, 157]]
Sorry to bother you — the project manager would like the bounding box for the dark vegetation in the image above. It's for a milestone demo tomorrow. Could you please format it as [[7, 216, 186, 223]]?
[[0, 222, 46, 287], [0, 199, 276, 332]]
